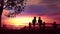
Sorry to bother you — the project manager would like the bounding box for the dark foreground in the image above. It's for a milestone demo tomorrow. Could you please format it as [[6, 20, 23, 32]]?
[[1, 27, 60, 34]]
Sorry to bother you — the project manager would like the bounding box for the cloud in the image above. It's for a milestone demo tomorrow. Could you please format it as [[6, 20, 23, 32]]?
[[26, 0, 41, 5], [41, 0, 60, 4], [22, 5, 48, 15], [2, 0, 60, 23], [22, 5, 60, 16], [41, 0, 60, 11], [22, 0, 60, 23]]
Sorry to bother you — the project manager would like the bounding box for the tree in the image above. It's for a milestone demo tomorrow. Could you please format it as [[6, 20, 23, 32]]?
[[3, 0, 27, 17], [0, 0, 3, 16], [0, 0, 27, 29], [0, 0, 4, 30]]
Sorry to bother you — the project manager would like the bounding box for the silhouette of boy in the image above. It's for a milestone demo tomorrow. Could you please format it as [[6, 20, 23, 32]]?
[[38, 17, 42, 28], [43, 22, 45, 29], [52, 21, 57, 29], [32, 17, 36, 27], [29, 22, 31, 29]]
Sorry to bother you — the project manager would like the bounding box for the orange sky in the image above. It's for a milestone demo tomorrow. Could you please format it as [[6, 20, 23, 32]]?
[[1, 0, 60, 29], [1, 10, 54, 26]]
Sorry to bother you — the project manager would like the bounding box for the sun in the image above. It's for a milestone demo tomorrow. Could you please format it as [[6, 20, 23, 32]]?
[[6, 17, 33, 27]]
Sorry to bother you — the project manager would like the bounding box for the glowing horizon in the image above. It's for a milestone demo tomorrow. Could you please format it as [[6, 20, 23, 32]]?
[[1, 15, 55, 27], [1, 9, 60, 28], [1, 0, 60, 29]]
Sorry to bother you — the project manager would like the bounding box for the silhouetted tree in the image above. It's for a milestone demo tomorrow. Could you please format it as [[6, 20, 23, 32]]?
[[52, 21, 57, 29], [38, 17, 42, 29], [32, 17, 36, 28], [0, 0, 4, 29], [3, 0, 27, 17], [0, 0, 27, 29], [0, 0, 3, 16]]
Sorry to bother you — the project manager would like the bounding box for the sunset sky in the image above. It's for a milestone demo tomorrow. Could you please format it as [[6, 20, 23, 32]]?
[[1, 0, 60, 28]]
